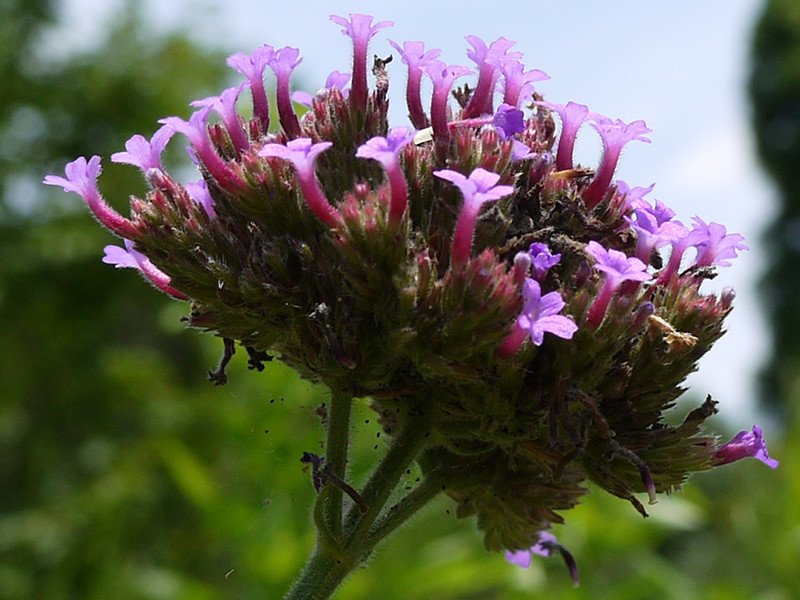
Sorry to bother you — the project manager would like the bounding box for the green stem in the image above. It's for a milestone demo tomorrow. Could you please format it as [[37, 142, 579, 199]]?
[[342, 402, 433, 547], [324, 389, 353, 540], [284, 400, 436, 600]]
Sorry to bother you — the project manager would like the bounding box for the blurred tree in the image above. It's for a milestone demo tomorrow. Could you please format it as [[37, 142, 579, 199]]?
[[750, 0, 800, 416]]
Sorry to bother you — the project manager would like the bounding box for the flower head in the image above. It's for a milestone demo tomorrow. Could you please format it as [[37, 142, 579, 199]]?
[[529, 242, 561, 280], [537, 101, 591, 170], [500, 59, 549, 109], [505, 531, 579, 587], [463, 36, 522, 118], [517, 278, 578, 346], [714, 425, 779, 469], [585, 240, 652, 326], [269, 46, 303, 139], [103, 239, 188, 299]]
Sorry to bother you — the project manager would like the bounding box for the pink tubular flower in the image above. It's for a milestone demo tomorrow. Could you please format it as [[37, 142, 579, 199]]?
[[433, 167, 514, 266], [389, 40, 441, 129], [585, 240, 652, 327], [269, 46, 303, 139], [226, 44, 274, 129], [583, 116, 652, 210], [713, 425, 779, 469], [191, 83, 250, 154], [159, 108, 245, 193], [425, 60, 473, 142], [505, 531, 579, 587], [355, 127, 415, 225], [111, 126, 174, 172], [259, 138, 340, 227], [536, 101, 591, 171], [103, 239, 188, 300], [330, 14, 393, 112], [500, 59, 549, 109], [43, 156, 139, 239], [463, 36, 522, 118]]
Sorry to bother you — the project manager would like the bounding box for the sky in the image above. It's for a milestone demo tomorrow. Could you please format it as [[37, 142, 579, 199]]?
[[55, 0, 774, 428]]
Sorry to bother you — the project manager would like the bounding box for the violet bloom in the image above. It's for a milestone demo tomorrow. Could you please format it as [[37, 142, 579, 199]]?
[[159, 108, 245, 193], [690, 217, 748, 268], [111, 126, 174, 172], [330, 14, 393, 112], [714, 425, 779, 469], [492, 104, 525, 139], [259, 138, 340, 228], [226, 44, 274, 128], [268, 46, 303, 139], [627, 201, 688, 263], [616, 181, 655, 212], [536, 101, 591, 171], [389, 40, 441, 129], [497, 278, 578, 357], [355, 127, 415, 224], [500, 59, 549, 109], [583, 116, 652, 210], [43, 156, 139, 239], [463, 36, 522, 118], [505, 531, 579, 587], [426, 60, 473, 143], [191, 83, 250, 154], [529, 242, 561, 281], [103, 239, 188, 300], [433, 167, 514, 266], [585, 240, 652, 327]]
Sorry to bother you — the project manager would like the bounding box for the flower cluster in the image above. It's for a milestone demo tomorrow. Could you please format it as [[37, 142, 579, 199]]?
[[45, 13, 775, 586]]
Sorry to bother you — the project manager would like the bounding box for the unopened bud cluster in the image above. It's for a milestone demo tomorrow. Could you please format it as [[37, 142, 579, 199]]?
[[46, 13, 776, 575]]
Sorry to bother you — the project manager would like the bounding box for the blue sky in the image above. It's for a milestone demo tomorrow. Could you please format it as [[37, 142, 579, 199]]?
[[56, 0, 773, 427]]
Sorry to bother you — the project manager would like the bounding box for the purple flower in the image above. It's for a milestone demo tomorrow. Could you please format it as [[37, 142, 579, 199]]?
[[585, 240, 652, 326], [43, 156, 139, 238], [226, 44, 274, 128], [433, 167, 514, 266], [463, 36, 522, 118], [111, 126, 174, 172], [529, 242, 561, 281], [356, 127, 415, 224], [103, 240, 188, 300], [497, 278, 577, 357], [505, 531, 579, 587], [690, 217, 748, 268], [389, 40, 441, 129], [517, 278, 578, 345], [425, 60, 473, 143], [505, 531, 558, 567], [330, 14, 393, 111], [583, 116, 652, 209], [714, 425, 779, 469], [500, 59, 549, 109], [492, 103, 525, 139], [627, 201, 688, 263], [616, 181, 655, 212], [259, 138, 340, 227], [269, 46, 303, 139], [536, 101, 591, 171], [191, 83, 250, 154]]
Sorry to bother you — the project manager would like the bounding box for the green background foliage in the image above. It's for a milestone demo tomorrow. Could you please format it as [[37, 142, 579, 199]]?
[[1, 1, 797, 598]]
